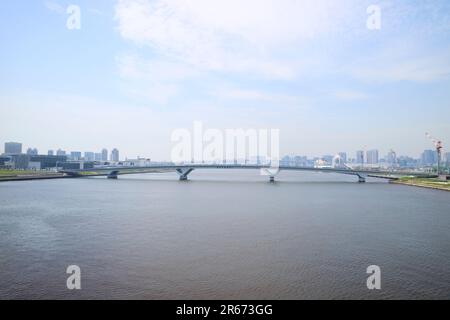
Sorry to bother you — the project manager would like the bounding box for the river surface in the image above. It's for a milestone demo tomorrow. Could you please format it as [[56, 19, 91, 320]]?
[[0, 170, 449, 299]]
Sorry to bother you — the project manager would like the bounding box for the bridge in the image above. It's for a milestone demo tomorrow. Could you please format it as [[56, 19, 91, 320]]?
[[59, 164, 435, 183]]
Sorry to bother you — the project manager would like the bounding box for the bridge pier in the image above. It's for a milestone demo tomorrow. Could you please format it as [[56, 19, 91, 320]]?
[[261, 168, 279, 183], [176, 168, 194, 181], [107, 171, 119, 179], [357, 174, 366, 183]]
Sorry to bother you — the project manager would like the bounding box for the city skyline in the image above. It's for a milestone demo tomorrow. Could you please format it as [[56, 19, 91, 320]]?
[[2, 140, 447, 166], [1, 1, 449, 160]]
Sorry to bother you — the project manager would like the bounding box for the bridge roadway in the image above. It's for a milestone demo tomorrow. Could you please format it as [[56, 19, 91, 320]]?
[[59, 164, 435, 183]]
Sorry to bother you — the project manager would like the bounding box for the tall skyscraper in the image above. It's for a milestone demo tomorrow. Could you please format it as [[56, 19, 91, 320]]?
[[366, 150, 379, 165], [4, 142, 22, 154], [111, 148, 119, 162], [356, 150, 364, 164], [48, 150, 54, 156], [102, 149, 108, 161], [94, 153, 103, 161], [56, 149, 66, 156]]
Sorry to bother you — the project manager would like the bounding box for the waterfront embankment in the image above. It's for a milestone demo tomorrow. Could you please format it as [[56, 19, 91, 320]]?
[[391, 177, 450, 192], [0, 170, 69, 182]]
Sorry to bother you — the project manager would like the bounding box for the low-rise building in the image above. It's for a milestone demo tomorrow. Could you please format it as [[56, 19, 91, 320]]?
[[8, 154, 30, 169], [59, 161, 94, 170]]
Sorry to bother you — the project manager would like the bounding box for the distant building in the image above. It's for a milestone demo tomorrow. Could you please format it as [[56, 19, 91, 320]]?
[[56, 149, 66, 156], [29, 155, 67, 169], [314, 159, 331, 168], [48, 150, 54, 156], [122, 158, 152, 167], [445, 152, 450, 165], [366, 149, 379, 165], [386, 150, 397, 166], [421, 149, 437, 166], [281, 155, 292, 166], [110, 148, 119, 162], [356, 150, 364, 164], [281, 155, 309, 167], [94, 153, 103, 161], [70, 151, 82, 161], [322, 155, 333, 165], [26, 148, 38, 155], [59, 161, 94, 170], [102, 149, 108, 161], [338, 152, 347, 164], [8, 154, 30, 169], [4, 142, 22, 155], [84, 152, 95, 162], [0, 156, 11, 168], [398, 156, 418, 168]]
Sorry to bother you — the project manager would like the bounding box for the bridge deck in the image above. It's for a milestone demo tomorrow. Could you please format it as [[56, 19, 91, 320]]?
[[60, 164, 435, 180]]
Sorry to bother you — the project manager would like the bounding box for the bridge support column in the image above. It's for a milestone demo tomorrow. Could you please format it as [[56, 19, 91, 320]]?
[[261, 168, 280, 183], [176, 168, 194, 181], [107, 171, 119, 179], [357, 174, 366, 183]]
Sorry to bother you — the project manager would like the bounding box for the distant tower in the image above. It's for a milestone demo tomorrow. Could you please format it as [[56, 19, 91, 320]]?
[[366, 149, 379, 165], [102, 149, 108, 161], [356, 150, 364, 165], [338, 152, 347, 164], [110, 148, 119, 162]]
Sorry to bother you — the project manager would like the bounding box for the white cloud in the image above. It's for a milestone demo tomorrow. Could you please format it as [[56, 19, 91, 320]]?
[[114, 0, 358, 79], [113, 0, 450, 107], [44, 0, 65, 14]]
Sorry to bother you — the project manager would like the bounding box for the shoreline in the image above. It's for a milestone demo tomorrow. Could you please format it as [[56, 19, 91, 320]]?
[[391, 180, 450, 192], [0, 174, 72, 182]]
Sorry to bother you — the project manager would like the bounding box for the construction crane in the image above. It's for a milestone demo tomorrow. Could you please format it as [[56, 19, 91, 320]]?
[[425, 132, 443, 174]]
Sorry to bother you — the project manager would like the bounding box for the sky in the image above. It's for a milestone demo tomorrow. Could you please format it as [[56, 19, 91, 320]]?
[[0, 0, 449, 160]]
